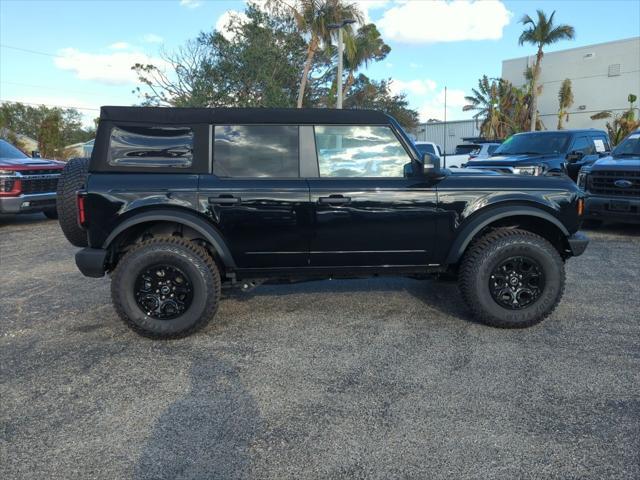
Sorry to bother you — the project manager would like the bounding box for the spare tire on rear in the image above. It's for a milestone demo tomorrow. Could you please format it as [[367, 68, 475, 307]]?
[[57, 157, 90, 247]]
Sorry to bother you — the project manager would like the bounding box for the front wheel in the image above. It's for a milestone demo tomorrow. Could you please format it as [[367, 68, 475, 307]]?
[[111, 237, 221, 339], [459, 228, 565, 328]]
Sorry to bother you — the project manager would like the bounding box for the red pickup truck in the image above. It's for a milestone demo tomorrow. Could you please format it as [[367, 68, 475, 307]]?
[[0, 139, 64, 218]]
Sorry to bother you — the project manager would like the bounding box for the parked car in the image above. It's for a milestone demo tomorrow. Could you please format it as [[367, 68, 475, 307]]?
[[469, 142, 501, 160], [58, 106, 588, 338], [578, 129, 640, 224], [0, 138, 63, 218], [414, 141, 443, 159], [465, 130, 610, 180]]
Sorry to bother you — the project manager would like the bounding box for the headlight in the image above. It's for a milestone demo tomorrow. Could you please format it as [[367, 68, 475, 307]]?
[[577, 172, 588, 190], [0, 169, 18, 176], [513, 165, 543, 176]]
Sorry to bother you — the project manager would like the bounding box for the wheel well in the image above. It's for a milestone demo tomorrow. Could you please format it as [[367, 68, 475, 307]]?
[[107, 220, 225, 274], [469, 215, 569, 258]]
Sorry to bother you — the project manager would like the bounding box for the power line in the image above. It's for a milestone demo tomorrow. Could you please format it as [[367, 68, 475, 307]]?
[[0, 99, 100, 111], [0, 80, 103, 96], [0, 43, 61, 58]]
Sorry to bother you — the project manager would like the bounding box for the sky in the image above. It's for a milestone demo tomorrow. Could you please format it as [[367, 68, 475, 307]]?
[[1, 0, 639, 127]]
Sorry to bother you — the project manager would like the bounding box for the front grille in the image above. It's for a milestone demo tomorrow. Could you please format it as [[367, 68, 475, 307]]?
[[20, 177, 59, 194], [16, 169, 62, 176], [589, 170, 640, 197]]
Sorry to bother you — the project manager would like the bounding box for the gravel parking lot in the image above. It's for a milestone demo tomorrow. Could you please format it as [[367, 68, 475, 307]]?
[[1, 214, 639, 480]]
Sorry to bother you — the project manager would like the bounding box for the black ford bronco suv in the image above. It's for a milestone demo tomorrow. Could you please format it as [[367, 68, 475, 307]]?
[[57, 106, 588, 338]]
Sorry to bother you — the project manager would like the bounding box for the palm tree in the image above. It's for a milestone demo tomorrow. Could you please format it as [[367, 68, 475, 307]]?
[[341, 24, 390, 99], [556, 78, 574, 129], [519, 10, 575, 131], [284, 0, 363, 108], [463, 76, 505, 139]]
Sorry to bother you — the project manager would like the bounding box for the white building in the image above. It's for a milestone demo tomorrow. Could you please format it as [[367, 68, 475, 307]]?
[[415, 119, 479, 155], [502, 37, 640, 131]]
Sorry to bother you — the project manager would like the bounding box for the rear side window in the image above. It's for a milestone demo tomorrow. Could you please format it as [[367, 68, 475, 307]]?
[[487, 145, 499, 155], [213, 125, 299, 178], [108, 126, 193, 168], [571, 137, 594, 155]]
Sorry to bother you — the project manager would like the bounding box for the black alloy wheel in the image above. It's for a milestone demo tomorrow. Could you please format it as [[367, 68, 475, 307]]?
[[489, 256, 545, 310], [134, 265, 194, 320]]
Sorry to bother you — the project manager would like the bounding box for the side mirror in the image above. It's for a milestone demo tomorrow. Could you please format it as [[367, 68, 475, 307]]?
[[31, 150, 41, 158], [423, 152, 441, 173], [567, 150, 584, 162]]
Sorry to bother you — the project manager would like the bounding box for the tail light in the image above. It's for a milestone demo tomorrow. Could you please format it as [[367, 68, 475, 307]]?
[[0, 170, 22, 197], [77, 191, 87, 226], [577, 198, 584, 216]]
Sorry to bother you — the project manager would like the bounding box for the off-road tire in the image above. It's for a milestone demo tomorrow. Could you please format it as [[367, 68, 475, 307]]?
[[459, 228, 565, 328], [111, 236, 221, 339], [57, 157, 89, 247], [43, 209, 58, 219]]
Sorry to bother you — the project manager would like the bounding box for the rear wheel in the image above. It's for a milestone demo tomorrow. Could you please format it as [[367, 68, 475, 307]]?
[[56, 157, 89, 247], [459, 228, 565, 328], [111, 236, 221, 339]]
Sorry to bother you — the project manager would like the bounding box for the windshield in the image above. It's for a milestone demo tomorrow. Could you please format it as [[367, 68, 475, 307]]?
[[0, 139, 28, 159], [494, 133, 571, 155], [455, 144, 478, 155], [415, 143, 436, 156], [612, 132, 640, 156]]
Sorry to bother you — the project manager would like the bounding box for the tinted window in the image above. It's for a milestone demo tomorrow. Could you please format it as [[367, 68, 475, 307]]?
[[495, 133, 571, 155], [214, 125, 299, 178], [0, 140, 28, 159], [592, 135, 610, 153], [487, 145, 499, 155], [571, 137, 594, 155], [455, 144, 479, 155], [109, 126, 193, 167], [315, 126, 410, 178], [415, 143, 436, 156], [613, 132, 640, 155]]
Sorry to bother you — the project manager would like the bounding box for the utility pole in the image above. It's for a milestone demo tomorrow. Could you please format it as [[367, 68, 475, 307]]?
[[328, 19, 356, 109], [443, 86, 447, 168]]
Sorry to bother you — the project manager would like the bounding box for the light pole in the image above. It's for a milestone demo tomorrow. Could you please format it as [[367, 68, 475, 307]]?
[[328, 19, 356, 109]]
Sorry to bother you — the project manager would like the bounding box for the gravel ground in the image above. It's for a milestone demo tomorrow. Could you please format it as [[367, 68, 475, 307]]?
[[1, 214, 639, 480]]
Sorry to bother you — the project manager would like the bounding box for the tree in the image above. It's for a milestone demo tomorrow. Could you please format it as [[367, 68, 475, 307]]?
[[518, 10, 575, 131], [0, 102, 94, 158], [591, 94, 640, 145], [556, 78, 574, 129], [341, 23, 390, 99], [133, 4, 308, 108], [283, 0, 363, 107], [344, 74, 418, 130]]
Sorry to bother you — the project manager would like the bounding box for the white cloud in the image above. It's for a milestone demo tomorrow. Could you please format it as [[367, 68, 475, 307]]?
[[215, 10, 250, 41], [419, 88, 470, 122], [353, 0, 390, 23], [378, 0, 511, 43], [143, 33, 164, 44], [390, 79, 437, 96], [54, 48, 166, 86], [109, 42, 130, 50], [180, 0, 202, 8]]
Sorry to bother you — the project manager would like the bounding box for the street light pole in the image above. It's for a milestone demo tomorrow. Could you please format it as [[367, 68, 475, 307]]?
[[328, 19, 356, 110], [337, 27, 344, 109]]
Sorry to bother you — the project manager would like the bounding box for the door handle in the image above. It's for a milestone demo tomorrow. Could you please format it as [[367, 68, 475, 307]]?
[[209, 195, 241, 205], [318, 195, 351, 205]]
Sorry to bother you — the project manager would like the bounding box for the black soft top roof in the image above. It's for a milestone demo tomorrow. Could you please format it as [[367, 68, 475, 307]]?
[[100, 106, 392, 125]]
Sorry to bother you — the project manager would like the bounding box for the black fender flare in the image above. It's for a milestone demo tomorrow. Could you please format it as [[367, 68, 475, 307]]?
[[445, 206, 569, 264], [103, 208, 236, 269]]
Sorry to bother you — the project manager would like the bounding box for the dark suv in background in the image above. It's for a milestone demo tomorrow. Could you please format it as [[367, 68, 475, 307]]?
[[466, 129, 610, 180], [57, 106, 588, 339], [0, 139, 62, 218], [579, 129, 640, 224]]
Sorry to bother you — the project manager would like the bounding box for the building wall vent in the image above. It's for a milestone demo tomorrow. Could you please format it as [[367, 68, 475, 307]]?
[[608, 64, 621, 77], [584, 52, 595, 59]]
